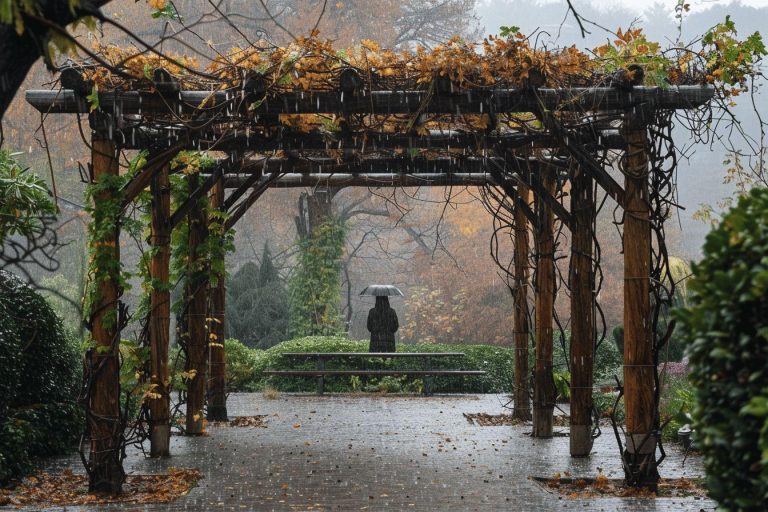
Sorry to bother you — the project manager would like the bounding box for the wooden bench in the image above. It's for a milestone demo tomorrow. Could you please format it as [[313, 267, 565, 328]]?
[[262, 352, 485, 395]]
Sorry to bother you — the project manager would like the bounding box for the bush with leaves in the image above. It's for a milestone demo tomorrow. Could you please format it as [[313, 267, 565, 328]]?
[[675, 188, 768, 510], [0, 150, 56, 245], [0, 270, 82, 484]]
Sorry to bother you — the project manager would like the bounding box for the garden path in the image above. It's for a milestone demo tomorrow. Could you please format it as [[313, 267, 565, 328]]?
[[33, 393, 714, 511]]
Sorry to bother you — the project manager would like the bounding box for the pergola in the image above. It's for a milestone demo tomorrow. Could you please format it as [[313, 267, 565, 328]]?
[[27, 63, 714, 493]]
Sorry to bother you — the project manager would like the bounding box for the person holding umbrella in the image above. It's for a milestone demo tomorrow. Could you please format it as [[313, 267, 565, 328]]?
[[360, 285, 402, 352]]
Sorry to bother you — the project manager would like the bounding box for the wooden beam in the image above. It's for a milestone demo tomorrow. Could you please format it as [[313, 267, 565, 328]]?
[[169, 168, 221, 229], [224, 172, 280, 231], [207, 176, 228, 422], [501, 156, 572, 230], [26, 85, 715, 115], [185, 173, 209, 436], [223, 172, 497, 189], [121, 145, 181, 207], [148, 163, 171, 457], [622, 114, 658, 487], [222, 161, 265, 211], [532, 165, 556, 438], [537, 113, 626, 208], [113, 127, 628, 152], [569, 164, 595, 457], [487, 167, 539, 230], [87, 136, 123, 493], [513, 183, 532, 421]]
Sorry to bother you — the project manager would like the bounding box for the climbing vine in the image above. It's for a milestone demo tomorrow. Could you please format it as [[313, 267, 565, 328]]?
[[288, 219, 346, 337]]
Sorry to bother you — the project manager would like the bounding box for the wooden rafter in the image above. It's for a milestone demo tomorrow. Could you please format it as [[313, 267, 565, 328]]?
[[27, 86, 715, 115]]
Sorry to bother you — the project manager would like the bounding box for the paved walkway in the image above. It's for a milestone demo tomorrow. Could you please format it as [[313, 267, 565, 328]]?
[[32, 393, 714, 511]]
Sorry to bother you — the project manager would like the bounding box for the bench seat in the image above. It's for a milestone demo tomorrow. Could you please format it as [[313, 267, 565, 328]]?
[[265, 352, 486, 395], [262, 369, 485, 376]]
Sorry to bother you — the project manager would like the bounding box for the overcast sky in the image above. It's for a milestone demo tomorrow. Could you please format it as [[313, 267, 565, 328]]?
[[478, 0, 768, 19]]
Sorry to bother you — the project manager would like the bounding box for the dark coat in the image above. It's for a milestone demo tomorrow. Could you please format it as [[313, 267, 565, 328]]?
[[367, 297, 399, 352]]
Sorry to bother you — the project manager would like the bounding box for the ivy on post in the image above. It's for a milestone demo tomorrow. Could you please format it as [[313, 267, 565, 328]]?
[[148, 162, 172, 457], [532, 165, 556, 438], [621, 108, 658, 488], [569, 163, 596, 457], [512, 183, 532, 421], [185, 172, 209, 435], [207, 173, 228, 421], [85, 112, 124, 493]]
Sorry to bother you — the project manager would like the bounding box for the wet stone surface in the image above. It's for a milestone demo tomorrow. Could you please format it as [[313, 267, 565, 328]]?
[[27, 393, 714, 511]]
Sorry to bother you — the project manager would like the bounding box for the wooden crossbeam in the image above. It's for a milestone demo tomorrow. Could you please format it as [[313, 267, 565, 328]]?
[[120, 145, 182, 207], [537, 111, 626, 208], [487, 166, 539, 230], [27, 86, 715, 115], [222, 172, 495, 189], [229, 156, 507, 174], [169, 168, 222, 229], [224, 172, 281, 231], [115, 127, 627, 152], [502, 157, 573, 230]]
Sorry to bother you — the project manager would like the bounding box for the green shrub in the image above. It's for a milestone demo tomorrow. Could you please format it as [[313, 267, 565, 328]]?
[[225, 338, 258, 391], [235, 336, 514, 393], [0, 270, 83, 484], [675, 188, 768, 510], [593, 390, 625, 423], [226, 244, 290, 349], [659, 375, 694, 442], [549, 331, 623, 387]]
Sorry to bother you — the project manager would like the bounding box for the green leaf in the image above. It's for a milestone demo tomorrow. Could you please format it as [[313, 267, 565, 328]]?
[[86, 85, 100, 112], [499, 25, 520, 38]]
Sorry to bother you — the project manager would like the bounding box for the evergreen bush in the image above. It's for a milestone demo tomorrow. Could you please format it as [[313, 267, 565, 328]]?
[[0, 270, 82, 484], [676, 188, 768, 511], [226, 244, 290, 348]]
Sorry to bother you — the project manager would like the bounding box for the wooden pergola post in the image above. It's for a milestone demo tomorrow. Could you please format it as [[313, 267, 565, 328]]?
[[512, 183, 532, 421], [185, 173, 209, 435], [88, 132, 124, 493], [207, 175, 228, 421], [622, 111, 658, 486], [532, 166, 556, 438], [148, 163, 172, 457], [569, 164, 595, 456]]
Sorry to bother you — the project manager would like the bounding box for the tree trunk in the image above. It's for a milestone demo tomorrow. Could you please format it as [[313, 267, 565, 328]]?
[[532, 167, 556, 438], [148, 163, 171, 457], [185, 174, 209, 435], [569, 165, 595, 456], [296, 189, 336, 240], [207, 177, 228, 421], [622, 116, 658, 487], [87, 135, 123, 493], [512, 184, 532, 421]]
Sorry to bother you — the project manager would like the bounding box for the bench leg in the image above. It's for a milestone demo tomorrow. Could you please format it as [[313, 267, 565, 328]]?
[[316, 357, 325, 395], [423, 376, 433, 396], [317, 375, 324, 395]]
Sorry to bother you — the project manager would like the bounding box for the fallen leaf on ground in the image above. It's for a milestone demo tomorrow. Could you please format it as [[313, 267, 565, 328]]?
[[0, 468, 203, 508]]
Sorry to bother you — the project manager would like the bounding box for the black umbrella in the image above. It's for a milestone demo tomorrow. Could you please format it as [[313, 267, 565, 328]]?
[[359, 284, 404, 297]]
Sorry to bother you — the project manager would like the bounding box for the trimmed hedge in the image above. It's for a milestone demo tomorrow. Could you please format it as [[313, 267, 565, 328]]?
[[676, 188, 768, 511], [0, 271, 83, 484], [225, 336, 515, 393]]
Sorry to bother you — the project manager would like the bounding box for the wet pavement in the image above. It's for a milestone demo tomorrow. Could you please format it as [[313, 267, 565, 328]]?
[[24, 393, 714, 511]]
